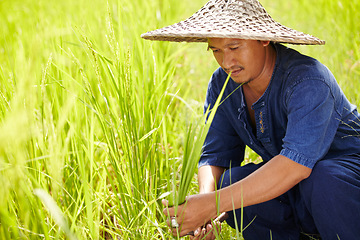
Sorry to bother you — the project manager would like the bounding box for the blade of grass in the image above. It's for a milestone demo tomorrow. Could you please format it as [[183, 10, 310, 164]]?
[[171, 72, 234, 208], [34, 188, 78, 240]]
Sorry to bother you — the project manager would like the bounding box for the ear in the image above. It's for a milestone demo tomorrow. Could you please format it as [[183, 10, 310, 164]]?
[[261, 41, 271, 47]]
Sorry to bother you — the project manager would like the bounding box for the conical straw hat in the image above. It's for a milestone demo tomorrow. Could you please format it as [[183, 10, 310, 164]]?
[[141, 0, 325, 45]]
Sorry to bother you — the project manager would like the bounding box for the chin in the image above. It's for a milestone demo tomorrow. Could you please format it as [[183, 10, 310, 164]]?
[[231, 77, 249, 85]]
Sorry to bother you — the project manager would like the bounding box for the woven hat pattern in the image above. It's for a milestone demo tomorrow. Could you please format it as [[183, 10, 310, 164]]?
[[141, 0, 324, 45]]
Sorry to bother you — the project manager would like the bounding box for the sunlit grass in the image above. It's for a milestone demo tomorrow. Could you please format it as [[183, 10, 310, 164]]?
[[0, 0, 358, 239]]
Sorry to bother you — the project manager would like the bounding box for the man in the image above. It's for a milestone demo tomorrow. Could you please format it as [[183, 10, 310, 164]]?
[[142, 0, 360, 239]]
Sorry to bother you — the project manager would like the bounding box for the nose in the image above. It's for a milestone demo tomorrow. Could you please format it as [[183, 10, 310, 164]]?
[[222, 52, 234, 70]]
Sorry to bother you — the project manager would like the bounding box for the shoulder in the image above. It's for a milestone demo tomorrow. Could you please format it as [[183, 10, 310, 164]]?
[[276, 44, 330, 80], [275, 44, 339, 97]]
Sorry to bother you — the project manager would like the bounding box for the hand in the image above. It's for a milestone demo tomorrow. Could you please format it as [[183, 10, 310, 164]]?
[[162, 193, 220, 237], [190, 212, 228, 239], [189, 220, 222, 240]]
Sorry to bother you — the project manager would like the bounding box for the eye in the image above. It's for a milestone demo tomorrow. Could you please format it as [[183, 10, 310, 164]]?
[[230, 47, 238, 51], [207, 46, 220, 53]]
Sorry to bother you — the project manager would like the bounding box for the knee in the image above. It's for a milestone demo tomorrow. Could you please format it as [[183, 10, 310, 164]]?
[[299, 159, 359, 210], [300, 161, 335, 199]]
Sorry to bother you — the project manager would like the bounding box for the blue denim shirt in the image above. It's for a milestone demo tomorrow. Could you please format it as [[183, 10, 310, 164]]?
[[199, 44, 360, 169]]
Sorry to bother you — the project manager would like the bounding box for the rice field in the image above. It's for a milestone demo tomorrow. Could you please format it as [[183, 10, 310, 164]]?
[[0, 0, 359, 239]]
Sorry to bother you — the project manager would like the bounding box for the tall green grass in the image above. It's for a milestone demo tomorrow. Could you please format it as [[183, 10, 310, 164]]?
[[0, 0, 358, 239], [0, 0, 193, 238]]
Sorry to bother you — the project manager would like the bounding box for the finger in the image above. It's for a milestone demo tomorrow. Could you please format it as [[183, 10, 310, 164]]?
[[204, 224, 215, 240], [161, 199, 168, 207], [214, 220, 222, 233], [165, 218, 171, 228], [165, 216, 180, 229], [215, 222, 221, 234], [172, 227, 190, 238], [162, 200, 175, 217], [200, 227, 207, 239], [172, 226, 196, 238], [162, 199, 169, 216], [188, 227, 203, 239], [191, 227, 202, 240], [206, 221, 221, 240], [171, 226, 181, 236]]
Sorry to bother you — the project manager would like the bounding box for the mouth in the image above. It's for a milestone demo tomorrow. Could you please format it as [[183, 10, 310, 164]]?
[[228, 68, 243, 77]]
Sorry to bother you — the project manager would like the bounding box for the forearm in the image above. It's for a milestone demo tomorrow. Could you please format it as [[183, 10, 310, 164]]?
[[217, 155, 312, 213], [198, 165, 226, 193]]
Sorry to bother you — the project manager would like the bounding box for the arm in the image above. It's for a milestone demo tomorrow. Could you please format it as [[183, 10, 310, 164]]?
[[166, 155, 311, 237], [198, 165, 225, 193], [217, 155, 311, 212]]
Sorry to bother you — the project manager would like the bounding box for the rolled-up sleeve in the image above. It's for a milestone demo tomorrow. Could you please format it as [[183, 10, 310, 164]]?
[[280, 79, 341, 168]]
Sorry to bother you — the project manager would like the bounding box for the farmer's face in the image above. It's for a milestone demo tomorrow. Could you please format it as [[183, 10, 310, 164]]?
[[208, 38, 270, 85]]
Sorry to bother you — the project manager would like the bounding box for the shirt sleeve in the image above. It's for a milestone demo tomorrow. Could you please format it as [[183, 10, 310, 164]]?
[[280, 79, 341, 168], [199, 74, 246, 168]]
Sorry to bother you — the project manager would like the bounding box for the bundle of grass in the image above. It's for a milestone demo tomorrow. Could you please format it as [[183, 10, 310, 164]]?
[[167, 73, 233, 210]]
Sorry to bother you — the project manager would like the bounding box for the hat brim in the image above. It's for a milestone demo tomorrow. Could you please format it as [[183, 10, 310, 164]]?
[[141, 0, 325, 45], [141, 30, 325, 45]]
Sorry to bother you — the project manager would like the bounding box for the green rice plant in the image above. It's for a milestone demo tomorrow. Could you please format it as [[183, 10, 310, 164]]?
[[0, 0, 358, 239], [60, 2, 197, 238], [167, 73, 233, 221], [0, 0, 193, 238]]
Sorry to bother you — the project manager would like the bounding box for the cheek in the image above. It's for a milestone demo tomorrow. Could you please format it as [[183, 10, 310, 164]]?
[[213, 54, 223, 66], [243, 50, 262, 69]]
